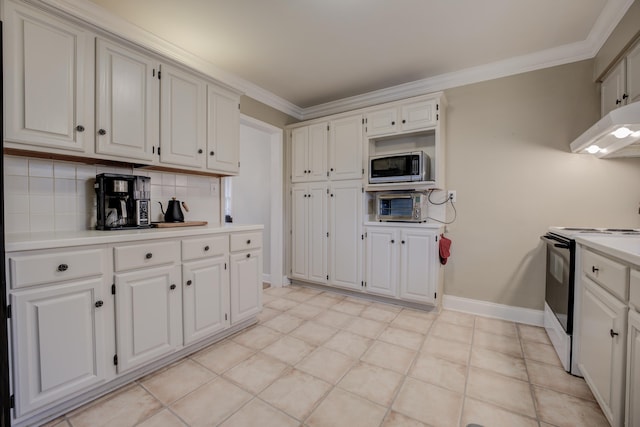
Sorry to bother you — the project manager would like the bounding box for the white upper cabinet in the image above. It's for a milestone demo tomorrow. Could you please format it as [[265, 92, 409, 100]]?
[[206, 86, 240, 174], [365, 108, 398, 137], [95, 39, 158, 162], [601, 40, 640, 117], [626, 41, 640, 105], [4, 1, 94, 153], [291, 123, 328, 182], [365, 98, 437, 137], [160, 64, 207, 168], [329, 115, 363, 181]]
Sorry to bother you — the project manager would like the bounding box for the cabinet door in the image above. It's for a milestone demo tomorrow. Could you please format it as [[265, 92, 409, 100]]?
[[95, 39, 157, 162], [160, 64, 206, 168], [601, 61, 626, 117], [183, 257, 230, 345], [290, 185, 309, 280], [626, 42, 640, 104], [207, 86, 240, 174], [365, 228, 398, 297], [114, 264, 182, 373], [365, 108, 397, 137], [329, 180, 362, 290], [400, 229, 438, 304], [401, 99, 438, 131], [11, 279, 107, 417], [230, 249, 262, 324], [628, 309, 640, 427], [308, 123, 329, 181], [308, 182, 328, 283], [291, 127, 309, 183], [4, 2, 93, 152], [329, 115, 363, 181], [579, 277, 627, 427]]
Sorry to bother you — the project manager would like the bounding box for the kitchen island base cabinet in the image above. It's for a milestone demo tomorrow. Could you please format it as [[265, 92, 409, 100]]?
[[10, 279, 109, 417], [579, 276, 628, 427], [114, 264, 183, 373]]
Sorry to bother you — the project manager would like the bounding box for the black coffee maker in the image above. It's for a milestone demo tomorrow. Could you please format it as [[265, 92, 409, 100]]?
[[95, 173, 152, 230]]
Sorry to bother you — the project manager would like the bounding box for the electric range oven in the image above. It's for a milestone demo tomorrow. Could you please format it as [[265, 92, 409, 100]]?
[[541, 226, 640, 376]]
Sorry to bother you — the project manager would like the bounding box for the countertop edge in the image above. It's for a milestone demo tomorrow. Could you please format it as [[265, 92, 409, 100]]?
[[575, 235, 640, 267], [5, 224, 264, 252]]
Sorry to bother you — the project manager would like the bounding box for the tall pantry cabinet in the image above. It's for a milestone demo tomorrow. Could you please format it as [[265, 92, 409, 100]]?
[[289, 114, 363, 290]]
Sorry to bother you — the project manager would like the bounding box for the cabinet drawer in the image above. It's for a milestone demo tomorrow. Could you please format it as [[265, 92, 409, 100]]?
[[8, 248, 105, 289], [583, 249, 629, 301], [631, 269, 640, 310], [114, 241, 179, 272], [230, 231, 262, 252], [182, 235, 228, 261]]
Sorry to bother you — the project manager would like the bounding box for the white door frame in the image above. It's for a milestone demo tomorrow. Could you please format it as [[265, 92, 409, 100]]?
[[238, 115, 284, 287]]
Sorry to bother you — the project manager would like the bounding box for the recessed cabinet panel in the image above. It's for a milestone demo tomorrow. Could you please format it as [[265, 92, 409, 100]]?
[[366, 108, 398, 137], [4, 2, 93, 152], [114, 264, 182, 373], [230, 250, 262, 324], [400, 230, 437, 304], [329, 180, 362, 290], [207, 86, 240, 174], [329, 115, 363, 181], [95, 39, 157, 162], [11, 278, 106, 417], [401, 99, 437, 131], [160, 65, 206, 168], [365, 228, 398, 297], [627, 42, 640, 104], [601, 61, 627, 117]]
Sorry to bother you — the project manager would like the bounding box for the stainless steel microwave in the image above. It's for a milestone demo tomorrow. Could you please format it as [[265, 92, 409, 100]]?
[[369, 151, 430, 184], [376, 192, 428, 222]]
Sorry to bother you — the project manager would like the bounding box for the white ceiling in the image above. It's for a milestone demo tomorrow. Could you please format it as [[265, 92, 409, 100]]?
[[84, 0, 633, 117]]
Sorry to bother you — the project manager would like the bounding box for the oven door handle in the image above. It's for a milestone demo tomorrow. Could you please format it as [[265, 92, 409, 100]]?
[[540, 235, 570, 249]]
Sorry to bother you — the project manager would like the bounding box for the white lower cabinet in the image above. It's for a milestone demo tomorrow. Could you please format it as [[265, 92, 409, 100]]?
[[11, 278, 108, 417], [230, 247, 262, 324], [628, 309, 640, 427], [114, 263, 183, 373], [364, 227, 440, 303], [291, 182, 328, 283], [579, 276, 628, 426], [182, 256, 230, 344]]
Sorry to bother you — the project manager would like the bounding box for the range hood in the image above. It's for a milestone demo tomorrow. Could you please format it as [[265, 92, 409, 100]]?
[[570, 102, 640, 158]]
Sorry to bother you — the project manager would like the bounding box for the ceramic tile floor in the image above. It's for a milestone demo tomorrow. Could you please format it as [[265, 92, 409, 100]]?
[[44, 285, 610, 427]]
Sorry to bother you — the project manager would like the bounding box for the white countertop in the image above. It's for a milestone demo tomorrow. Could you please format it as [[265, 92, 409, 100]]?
[[5, 223, 264, 252], [576, 234, 640, 267], [364, 222, 444, 229]]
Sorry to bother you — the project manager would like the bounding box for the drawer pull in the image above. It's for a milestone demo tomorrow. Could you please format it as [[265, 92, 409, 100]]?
[[610, 329, 619, 338], [246, 253, 251, 258], [170, 284, 176, 290], [145, 253, 153, 259], [592, 266, 599, 273], [57, 264, 69, 272], [95, 300, 104, 308], [186, 280, 192, 286], [204, 246, 210, 251], [246, 239, 251, 244]]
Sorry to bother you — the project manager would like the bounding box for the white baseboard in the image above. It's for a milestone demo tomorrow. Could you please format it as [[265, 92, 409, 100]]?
[[442, 295, 544, 327]]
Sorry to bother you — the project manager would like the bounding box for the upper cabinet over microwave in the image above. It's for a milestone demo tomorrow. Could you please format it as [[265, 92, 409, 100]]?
[[365, 99, 438, 137]]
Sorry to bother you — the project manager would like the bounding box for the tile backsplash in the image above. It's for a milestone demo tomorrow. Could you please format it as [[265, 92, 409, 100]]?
[[3, 156, 221, 233]]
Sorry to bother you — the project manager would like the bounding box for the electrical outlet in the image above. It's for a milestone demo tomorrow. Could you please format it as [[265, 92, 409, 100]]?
[[447, 190, 457, 202]]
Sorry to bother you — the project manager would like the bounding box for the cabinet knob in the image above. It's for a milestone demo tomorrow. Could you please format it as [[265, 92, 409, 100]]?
[[198, 149, 203, 154], [391, 121, 395, 125], [210, 151, 215, 156], [402, 119, 406, 124], [391, 239, 395, 244], [146, 253, 153, 259], [246, 239, 251, 244], [401, 240, 405, 244], [170, 284, 176, 290], [591, 266, 599, 273], [57, 264, 69, 272], [75, 125, 85, 132], [204, 245, 210, 251], [186, 280, 192, 286], [98, 129, 107, 135], [330, 168, 334, 172], [246, 253, 251, 258], [610, 329, 619, 338], [95, 300, 104, 308]]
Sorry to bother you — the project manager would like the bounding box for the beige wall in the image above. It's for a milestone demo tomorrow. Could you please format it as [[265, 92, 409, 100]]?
[[594, 0, 640, 80], [240, 96, 299, 128], [443, 59, 640, 310]]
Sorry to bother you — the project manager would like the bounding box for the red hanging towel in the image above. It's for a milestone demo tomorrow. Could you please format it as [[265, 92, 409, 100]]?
[[439, 234, 452, 265]]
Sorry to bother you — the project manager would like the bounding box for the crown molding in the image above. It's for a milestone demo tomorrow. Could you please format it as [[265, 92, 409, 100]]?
[[35, 0, 633, 122], [37, 0, 305, 120]]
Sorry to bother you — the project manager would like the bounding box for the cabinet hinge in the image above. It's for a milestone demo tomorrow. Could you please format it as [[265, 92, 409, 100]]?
[[362, 118, 365, 124], [436, 114, 439, 121], [326, 232, 329, 238], [158, 147, 161, 156], [362, 168, 364, 176], [113, 355, 118, 366], [326, 171, 329, 177], [434, 292, 437, 299], [238, 103, 241, 110], [152, 69, 155, 77], [111, 284, 116, 295], [365, 232, 368, 238], [327, 125, 329, 131], [436, 104, 439, 111], [238, 161, 241, 168], [435, 236, 438, 242], [326, 275, 329, 280], [361, 234, 364, 240], [361, 281, 364, 286], [225, 313, 228, 321], [152, 146, 155, 154], [224, 263, 227, 270], [6, 305, 11, 319], [158, 71, 161, 79], [10, 395, 14, 409]]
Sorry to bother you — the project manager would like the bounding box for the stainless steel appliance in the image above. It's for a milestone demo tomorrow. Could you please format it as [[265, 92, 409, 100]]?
[[369, 151, 430, 184], [376, 192, 428, 222], [541, 226, 640, 375], [95, 173, 152, 230]]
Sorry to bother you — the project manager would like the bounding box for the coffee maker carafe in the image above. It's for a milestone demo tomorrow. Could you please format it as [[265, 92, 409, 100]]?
[[95, 173, 151, 230]]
